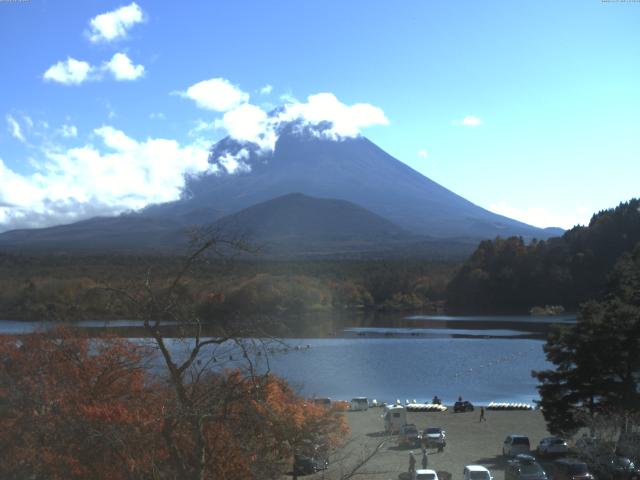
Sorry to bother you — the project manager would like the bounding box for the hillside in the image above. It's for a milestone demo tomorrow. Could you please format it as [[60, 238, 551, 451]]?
[[446, 198, 640, 313]]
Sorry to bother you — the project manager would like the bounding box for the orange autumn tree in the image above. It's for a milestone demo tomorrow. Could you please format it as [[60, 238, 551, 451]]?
[[0, 327, 164, 480], [0, 328, 349, 480]]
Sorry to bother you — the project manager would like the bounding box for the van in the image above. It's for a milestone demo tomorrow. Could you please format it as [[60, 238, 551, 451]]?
[[383, 405, 407, 433], [350, 397, 369, 411]]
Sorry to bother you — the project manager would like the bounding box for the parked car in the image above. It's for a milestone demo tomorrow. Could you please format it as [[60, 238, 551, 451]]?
[[293, 453, 328, 475], [398, 423, 421, 448], [414, 468, 439, 480], [506, 454, 548, 480], [423, 427, 446, 450], [590, 455, 640, 480], [454, 400, 475, 412], [464, 465, 493, 480], [552, 458, 595, 480], [538, 437, 569, 456], [312, 397, 332, 408], [503, 435, 531, 456]]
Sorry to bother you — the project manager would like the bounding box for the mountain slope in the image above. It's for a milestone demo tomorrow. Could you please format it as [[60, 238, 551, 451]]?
[[145, 125, 555, 240]]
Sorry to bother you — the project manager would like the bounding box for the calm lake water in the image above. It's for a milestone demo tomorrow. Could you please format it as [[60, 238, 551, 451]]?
[[0, 314, 575, 405]]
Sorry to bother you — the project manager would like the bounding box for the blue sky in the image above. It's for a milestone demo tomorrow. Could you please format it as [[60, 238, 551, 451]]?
[[0, 0, 639, 231]]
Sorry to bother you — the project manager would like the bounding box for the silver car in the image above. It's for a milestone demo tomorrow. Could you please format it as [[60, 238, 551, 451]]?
[[537, 437, 569, 456]]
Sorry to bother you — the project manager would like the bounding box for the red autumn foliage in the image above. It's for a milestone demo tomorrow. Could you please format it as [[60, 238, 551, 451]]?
[[0, 328, 349, 479]]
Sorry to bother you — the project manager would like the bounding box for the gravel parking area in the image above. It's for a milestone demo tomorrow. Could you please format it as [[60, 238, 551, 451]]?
[[290, 407, 553, 480]]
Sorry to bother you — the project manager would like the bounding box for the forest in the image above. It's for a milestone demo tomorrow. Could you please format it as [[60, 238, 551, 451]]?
[[0, 253, 455, 323], [446, 199, 640, 313]]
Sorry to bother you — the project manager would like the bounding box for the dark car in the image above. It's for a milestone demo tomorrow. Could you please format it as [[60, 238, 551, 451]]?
[[399, 423, 421, 448], [591, 456, 640, 480], [294, 453, 328, 475], [506, 454, 548, 480], [454, 401, 474, 413], [552, 458, 594, 480]]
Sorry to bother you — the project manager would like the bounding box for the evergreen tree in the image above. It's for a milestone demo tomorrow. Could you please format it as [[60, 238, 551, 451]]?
[[533, 248, 640, 436]]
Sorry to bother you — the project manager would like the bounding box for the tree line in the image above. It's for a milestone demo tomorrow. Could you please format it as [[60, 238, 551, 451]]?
[[0, 255, 455, 321]]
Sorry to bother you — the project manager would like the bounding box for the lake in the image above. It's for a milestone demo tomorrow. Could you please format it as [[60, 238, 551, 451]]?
[[0, 313, 574, 405]]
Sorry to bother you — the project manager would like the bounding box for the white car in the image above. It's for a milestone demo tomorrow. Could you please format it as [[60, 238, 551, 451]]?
[[537, 436, 569, 456], [415, 468, 439, 480], [464, 465, 494, 480]]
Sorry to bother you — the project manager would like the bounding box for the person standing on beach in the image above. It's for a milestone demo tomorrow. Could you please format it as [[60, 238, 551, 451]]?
[[479, 407, 486, 422], [409, 451, 416, 473], [422, 447, 428, 469]]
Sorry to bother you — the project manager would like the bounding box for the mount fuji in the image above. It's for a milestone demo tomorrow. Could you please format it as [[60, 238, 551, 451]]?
[[0, 124, 562, 257]]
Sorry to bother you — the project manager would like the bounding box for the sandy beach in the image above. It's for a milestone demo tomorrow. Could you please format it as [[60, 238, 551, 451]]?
[[300, 407, 554, 480]]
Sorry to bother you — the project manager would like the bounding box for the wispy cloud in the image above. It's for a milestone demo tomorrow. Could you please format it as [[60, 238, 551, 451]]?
[[488, 200, 586, 229], [455, 115, 482, 127], [58, 124, 78, 138], [6, 115, 25, 142], [87, 2, 144, 43], [259, 84, 273, 95], [417, 149, 428, 158]]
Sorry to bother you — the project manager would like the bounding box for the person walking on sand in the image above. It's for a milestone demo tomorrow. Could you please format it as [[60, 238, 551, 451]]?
[[409, 451, 416, 473], [422, 447, 428, 469], [479, 406, 486, 422]]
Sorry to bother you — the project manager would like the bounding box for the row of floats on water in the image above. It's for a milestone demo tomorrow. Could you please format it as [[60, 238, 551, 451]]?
[[367, 400, 533, 412], [486, 402, 533, 410]]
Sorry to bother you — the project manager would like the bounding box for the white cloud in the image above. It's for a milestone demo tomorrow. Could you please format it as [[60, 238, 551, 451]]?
[[259, 84, 273, 95], [43, 57, 93, 85], [88, 2, 144, 43], [488, 201, 588, 230], [202, 91, 389, 156], [103, 52, 145, 81], [0, 126, 217, 232], [457, 115, 482, 127], [280, 92, 297, 103], [6, 115, 25, 142], [222, 103, 276, 152], [59, 124, 78, 138], [181, 78, 249, 112], [417, 149, 428, 158], [278, 92, 389, 139], [188, 119, 221, 138]]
